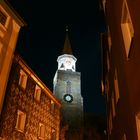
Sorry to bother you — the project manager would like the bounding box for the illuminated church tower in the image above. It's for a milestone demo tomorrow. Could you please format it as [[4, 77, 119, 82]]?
[[53, 28, 83, 140]]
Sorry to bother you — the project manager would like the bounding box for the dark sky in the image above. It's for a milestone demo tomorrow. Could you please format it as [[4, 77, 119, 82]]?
[[8, 0, 106, 114]]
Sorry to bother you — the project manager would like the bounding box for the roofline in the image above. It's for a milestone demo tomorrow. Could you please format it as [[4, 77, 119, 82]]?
[[1, 0, 27, 26], [14, 53, 61, 107]]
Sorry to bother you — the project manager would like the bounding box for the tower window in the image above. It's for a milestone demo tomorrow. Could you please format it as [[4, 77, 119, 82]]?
[[15, 110, 26, 132], [19, 69, 28, 90], [66, 80, 71, 94], [72, 65, 75, 70], [34, 84, 41, 101], [121, 0, 134, 58], [60, 63, 64, 68]]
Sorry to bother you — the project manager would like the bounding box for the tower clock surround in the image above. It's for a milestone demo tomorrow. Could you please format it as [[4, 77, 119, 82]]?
[[53, 29, 83, 140]]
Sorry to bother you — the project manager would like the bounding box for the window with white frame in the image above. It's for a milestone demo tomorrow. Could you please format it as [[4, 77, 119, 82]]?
[[34, 84, 41, 101], [114, 69, 120, 104], [39, 123, 45, 139], [19, 69, 28, 89], [136, 112, 140, 140], [66, 80, 71, 94], [121, 0, 134, 58], [15, 110, 26, 132]]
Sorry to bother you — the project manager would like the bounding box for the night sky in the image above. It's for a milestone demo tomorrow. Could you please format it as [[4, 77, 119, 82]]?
[[8, 0, 106, 114]]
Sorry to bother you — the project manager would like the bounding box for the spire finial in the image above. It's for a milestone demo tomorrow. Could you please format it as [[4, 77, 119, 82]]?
[[62, 26, 72, 55]]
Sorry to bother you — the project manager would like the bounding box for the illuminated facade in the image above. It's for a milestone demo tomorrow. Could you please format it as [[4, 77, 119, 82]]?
[[53, 29, 83, 140], [0, 54, 61, 140], [0, 0, 25, 114], [101, 0, 140, 139]]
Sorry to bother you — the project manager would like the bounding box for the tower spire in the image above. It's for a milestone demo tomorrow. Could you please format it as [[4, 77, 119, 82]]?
[[62, 26, 72, 54]]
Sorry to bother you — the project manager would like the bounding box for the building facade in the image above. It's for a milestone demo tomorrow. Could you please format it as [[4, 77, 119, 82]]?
[[0, 0, 25, 114], [101, 0, 140, 140], [53, 29, 83, 140], [0, 54, 61, 140]]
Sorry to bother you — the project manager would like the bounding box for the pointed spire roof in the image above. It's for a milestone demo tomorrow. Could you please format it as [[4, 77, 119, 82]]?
[[62, 26, 72, 55]]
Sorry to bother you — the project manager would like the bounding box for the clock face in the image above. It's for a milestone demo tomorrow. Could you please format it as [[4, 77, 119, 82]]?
[[64, 94, 73, 103], [66, 59, 71, 65]]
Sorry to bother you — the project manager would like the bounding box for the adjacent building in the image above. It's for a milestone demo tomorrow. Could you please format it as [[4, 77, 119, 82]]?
[[0, 0, 25, 114], [53, 28, 83, 140], [101, 0, 140, 140], [0, 54, 61, 140]]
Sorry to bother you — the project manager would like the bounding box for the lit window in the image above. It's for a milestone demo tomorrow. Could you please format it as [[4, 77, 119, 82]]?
[[51, 129, 56, 140], [121, 0, 134, 58], [19, 69, 28, 89], [121, 134, 127, 140], [111, 92, 116, 117], [34, 84, 41, 101], [39, 123, 45, 139], [51, 100, 55, 112], [114, 69, 120, 104], [101, 80, 104, 95], [107, 52, 110, 72], [136, 112, 140, 140], [15, 110, 26, 132], [107, 26, 112, 52]]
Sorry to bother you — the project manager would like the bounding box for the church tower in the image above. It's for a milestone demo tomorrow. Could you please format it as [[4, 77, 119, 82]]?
[[53, 28, 83, 140]]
